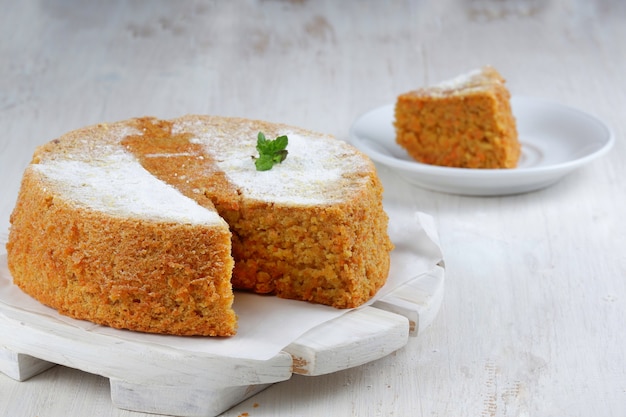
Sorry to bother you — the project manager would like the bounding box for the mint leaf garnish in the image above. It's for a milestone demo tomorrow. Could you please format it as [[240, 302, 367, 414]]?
[[255, 132, 289, 171]]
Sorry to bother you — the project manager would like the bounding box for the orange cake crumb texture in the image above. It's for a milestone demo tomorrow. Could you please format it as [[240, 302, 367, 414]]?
[[6, 116, 393, 336], [394, 66, 520, 169]]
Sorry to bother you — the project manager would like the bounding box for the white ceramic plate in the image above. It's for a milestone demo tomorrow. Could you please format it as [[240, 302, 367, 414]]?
[[349, 96, 614, 196]]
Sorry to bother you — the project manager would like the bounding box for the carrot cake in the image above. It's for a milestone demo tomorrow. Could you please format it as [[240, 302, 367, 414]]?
[[394, 66, 520, 169], [6, 116, 393, 336]]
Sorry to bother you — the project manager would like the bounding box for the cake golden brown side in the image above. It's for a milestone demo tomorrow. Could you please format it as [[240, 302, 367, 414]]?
[[7, 142, 236, 336], [6, 115, 393, 335], [226, 184, 389, 309], [394, 66, 520, 169]]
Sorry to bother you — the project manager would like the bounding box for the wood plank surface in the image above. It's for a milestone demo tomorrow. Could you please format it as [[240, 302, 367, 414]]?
[[1, 0, 625, 416]]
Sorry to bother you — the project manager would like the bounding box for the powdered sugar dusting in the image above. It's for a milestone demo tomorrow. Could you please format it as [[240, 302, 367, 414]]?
[[33, 150, 223, 225], [430, 66, 504, 95], [209, 132, 370, 205], [434, 68, 483, 89]]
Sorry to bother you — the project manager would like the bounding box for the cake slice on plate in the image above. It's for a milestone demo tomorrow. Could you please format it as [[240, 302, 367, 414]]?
[[394, 66, 520, 169]]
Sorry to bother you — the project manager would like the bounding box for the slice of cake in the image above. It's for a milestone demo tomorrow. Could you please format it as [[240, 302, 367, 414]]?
[[6, 115, 393, 336], [394, 66, 520, 169]]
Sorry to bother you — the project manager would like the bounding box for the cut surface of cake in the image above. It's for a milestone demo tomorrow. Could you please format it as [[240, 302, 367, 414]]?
[[394, 66, 520, 169], [6, 116, 393, 336]]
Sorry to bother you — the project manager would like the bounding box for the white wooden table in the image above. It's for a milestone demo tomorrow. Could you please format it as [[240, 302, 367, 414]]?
[[1, 1, 625, 416]]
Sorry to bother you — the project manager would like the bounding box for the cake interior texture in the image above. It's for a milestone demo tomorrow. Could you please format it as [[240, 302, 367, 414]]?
[[394, 66, 520, 169], [6, 116, 393, 336]]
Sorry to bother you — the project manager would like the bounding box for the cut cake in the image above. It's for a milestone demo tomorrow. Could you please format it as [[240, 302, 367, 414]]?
[[6, 116, 393, 336]]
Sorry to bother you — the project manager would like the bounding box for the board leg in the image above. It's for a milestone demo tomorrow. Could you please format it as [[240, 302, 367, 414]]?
[[0, 346, 56, 381], [110, 378, 272, 417]]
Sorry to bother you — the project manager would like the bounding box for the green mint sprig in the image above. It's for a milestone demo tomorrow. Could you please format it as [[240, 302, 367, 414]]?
[[254, 131, 289, 171]]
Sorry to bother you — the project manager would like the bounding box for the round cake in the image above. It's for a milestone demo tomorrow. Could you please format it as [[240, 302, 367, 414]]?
[[6, 115, 393, 336]]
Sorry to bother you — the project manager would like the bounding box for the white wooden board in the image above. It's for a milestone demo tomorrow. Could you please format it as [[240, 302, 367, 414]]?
[[0, 253, 443, 417]]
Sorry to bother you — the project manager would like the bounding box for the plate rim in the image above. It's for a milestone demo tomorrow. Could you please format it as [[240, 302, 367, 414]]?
[[349, 96, 615, 180]]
